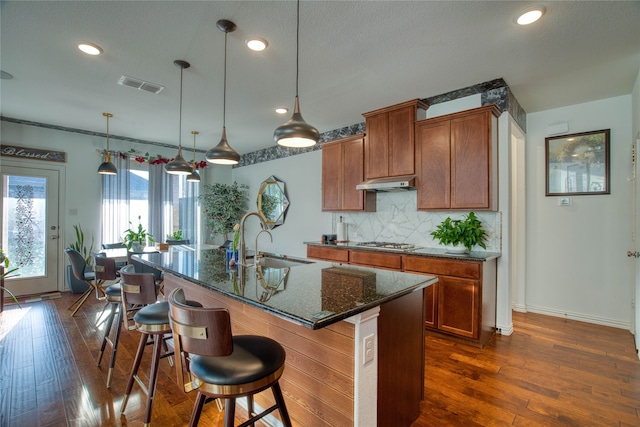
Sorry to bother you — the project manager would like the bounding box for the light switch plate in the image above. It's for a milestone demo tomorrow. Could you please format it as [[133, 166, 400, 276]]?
[[558, 197, 571, 206]]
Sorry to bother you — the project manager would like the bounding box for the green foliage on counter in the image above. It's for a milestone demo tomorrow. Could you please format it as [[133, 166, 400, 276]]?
[[431, 212, 487, 252]]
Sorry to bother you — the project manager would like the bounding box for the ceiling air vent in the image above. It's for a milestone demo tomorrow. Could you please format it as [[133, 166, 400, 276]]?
[[117, 75, 164, 94]]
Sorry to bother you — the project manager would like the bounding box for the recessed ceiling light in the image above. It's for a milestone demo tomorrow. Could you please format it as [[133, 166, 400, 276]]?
[[275, 107, 289, 114], [78, 42, 103, 55], [516, 7, 545, 25], [246, 38, 268, 52]]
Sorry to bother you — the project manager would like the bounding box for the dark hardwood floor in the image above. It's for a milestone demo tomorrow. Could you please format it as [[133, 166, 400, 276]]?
[[1, 292, 639, 426]]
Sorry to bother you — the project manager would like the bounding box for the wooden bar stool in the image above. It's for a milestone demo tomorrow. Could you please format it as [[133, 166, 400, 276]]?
[[118, 267, 174, 426], [94, 254, 124, 388], [168, 287, 292, 427]]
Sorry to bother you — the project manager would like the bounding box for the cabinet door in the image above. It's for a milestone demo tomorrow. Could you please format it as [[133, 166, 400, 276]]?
[[450, 111, 490, 209], [364, 113, 389, 179], [307, 245, 349, 263], [321, 142, 343, 211], [388, 105, 415, 177], [437, 276, 479, 339], [424, 280, 438, 329], [342, 137, 365, 210], [416, 119, 451, 209]]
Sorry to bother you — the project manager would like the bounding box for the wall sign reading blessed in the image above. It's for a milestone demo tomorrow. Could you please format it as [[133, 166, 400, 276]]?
[[0, 144, 67, 163]]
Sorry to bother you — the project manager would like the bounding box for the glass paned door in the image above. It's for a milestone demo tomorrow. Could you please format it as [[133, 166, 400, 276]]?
[[1, 166, 60, 296]]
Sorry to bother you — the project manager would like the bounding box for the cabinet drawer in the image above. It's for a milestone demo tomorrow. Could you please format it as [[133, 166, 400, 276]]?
[[403, 256, 480, 279], [349, 250, 402, 270], [307, 245, 349, 263]]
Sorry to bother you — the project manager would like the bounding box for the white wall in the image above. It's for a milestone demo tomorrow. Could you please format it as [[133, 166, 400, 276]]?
[[231, 150, 332, 258], [526, 95, 634, 328]]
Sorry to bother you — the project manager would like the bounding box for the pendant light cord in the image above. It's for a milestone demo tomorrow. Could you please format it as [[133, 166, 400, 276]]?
[[105, 115, 110, 150], [223, 29, 228, 128], [295, 0, 300, 98], [179, 65, 184, 150]]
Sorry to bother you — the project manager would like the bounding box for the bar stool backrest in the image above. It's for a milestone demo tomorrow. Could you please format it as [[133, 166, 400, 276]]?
[[120, 266, 158, 330], [94, 253, 118, 281], [168, 288, 233, 393]]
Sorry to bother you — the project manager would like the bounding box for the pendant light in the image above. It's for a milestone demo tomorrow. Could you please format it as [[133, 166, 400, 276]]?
[[273, 0, 319, 148], [187, 131, 201, 182], [165, 60, 195, 175], [97, 112, 117, 175], [205, 20, 241, 165]]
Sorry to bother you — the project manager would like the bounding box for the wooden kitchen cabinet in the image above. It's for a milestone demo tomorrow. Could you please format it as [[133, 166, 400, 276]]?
[[363, 99, 428, 179], [322, 135, 375, 212], [349, 250, 402, 270], [403, 255, 497, 347], [307, 245, 350, 263], [415, 104, 501, 211]]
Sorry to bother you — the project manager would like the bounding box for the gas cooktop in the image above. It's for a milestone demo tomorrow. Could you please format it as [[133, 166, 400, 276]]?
[[355, 241, 420, 251]]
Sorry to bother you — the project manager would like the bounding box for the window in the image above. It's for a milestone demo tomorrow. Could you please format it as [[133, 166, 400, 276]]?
[[101, 153, 199, 247]]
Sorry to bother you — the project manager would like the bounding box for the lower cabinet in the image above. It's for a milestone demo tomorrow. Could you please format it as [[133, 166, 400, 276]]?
[[404, 255, 497, 347], [306, 244, 498, 347]]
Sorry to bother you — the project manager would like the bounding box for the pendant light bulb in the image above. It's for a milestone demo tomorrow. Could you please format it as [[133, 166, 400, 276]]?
[[98, 112, 118, 175], [166, 60, 195, 175], [206, 19, 241, 165], [274, 0, 319, 148], [187, 130, 201, 182]]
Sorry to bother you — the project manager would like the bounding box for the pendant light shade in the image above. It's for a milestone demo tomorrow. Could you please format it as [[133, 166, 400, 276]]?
[[187, 130, 201, 182], [274, 0, 319, 148], [166, 60, 195, 175], [98, 112, 117, 175], [206, 19, 241, 165]]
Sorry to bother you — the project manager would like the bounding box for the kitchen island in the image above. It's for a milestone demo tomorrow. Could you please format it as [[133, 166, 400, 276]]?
[[134, 245, 437, 427]]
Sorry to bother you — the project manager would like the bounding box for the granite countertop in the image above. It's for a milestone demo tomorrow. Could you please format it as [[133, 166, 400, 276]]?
[[134, 245, 437, 330], [304, 241, 501, 262]]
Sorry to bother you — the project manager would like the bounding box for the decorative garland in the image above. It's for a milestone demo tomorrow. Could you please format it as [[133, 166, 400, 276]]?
[[114, 149, 208, 169]]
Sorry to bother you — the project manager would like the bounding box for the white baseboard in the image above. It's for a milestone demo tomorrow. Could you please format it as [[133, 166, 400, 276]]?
[[520, 304, 630, 330]]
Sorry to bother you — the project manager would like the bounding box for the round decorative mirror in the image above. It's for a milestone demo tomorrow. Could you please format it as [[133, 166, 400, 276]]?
[[257, 175, 289, 229]]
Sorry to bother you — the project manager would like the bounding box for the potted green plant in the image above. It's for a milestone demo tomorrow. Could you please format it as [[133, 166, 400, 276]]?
[[67, 224, 95, 293], [200, 181, 249, 248], [166, 230, 188, 245], [123, 216, 154, 252], [430, 212, 488, 253]]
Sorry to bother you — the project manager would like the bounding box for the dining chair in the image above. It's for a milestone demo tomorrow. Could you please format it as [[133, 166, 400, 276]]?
[[65, 248, 105, 317]]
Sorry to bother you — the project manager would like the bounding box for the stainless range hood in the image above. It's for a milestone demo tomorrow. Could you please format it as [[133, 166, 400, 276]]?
[[356, 175, 416, 192]]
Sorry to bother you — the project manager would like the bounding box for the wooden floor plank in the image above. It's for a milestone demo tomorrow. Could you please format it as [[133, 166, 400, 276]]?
[[2, 293, 640, 426]]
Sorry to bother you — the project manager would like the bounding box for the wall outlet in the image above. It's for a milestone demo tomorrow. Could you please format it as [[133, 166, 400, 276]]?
[[363, 334, 374, 365]]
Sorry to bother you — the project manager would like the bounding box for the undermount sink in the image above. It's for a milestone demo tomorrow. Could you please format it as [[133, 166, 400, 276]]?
[[255, 255, 313, 269]]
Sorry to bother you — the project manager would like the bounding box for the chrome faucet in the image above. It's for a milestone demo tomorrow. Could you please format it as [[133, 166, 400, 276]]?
[[254, 229, 273, 266], [239, 211, 269, 266]]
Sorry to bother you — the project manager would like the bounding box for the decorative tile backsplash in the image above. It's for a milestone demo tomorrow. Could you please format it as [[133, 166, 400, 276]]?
[[332, 191, 501, 252]]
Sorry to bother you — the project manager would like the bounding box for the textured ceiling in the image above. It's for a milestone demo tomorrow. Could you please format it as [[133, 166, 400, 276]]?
[[1, 1, 639, 155]]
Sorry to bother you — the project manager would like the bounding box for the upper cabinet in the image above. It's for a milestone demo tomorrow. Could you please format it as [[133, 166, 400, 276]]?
[[322, 134, 376, 212], [415, 105, 501, 211], [363, 99, 428, 179]]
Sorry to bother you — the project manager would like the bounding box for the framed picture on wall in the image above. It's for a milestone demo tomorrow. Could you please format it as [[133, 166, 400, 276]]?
[[545, 129, 610, 196]]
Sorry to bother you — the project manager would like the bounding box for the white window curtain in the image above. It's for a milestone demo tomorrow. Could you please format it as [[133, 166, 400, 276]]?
[[148, 163, 200, 245], [148, 163, 173, 243], [101, 151, 130, 246]]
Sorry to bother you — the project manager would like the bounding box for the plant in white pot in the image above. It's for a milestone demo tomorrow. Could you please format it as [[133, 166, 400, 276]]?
[[123, 216, 154, 252], [430, 212, 488, 253]]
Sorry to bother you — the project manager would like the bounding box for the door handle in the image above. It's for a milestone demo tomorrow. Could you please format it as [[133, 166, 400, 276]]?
[[628, 251, 640, 258], [50, 235, 59, 240]]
